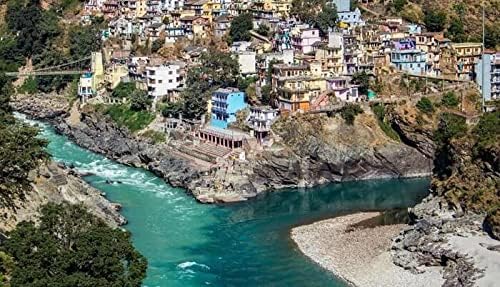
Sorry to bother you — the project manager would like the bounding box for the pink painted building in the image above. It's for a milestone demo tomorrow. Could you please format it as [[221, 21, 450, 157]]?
[[291, 28, 321, 54]]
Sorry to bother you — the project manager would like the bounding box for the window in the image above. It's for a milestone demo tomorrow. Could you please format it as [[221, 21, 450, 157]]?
[[159, 80, 163, 83], [168, 71, 173, 75], [168, 79, 173, 83]]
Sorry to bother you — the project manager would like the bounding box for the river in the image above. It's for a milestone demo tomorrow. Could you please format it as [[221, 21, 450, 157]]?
[[27, 117, 430, 287]]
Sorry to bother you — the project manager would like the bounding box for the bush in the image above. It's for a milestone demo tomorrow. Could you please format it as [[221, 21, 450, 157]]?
[[441, 91, 459, 108], [371, 104, 400, 141], [473, 110, 500, 150], [130, 90, 151, 111], [340, 104, 363, 125], [112, 82, 137, 98], [106, 104, 155, 132], [434, 112, 467, 144], [142, 130, 166, 144], [416, 97, 434, 114], [18, 77, 38, 94]]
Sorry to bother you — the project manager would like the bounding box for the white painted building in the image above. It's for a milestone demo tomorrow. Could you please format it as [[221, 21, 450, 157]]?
[[237, 51, 256, 75], [291, 28, 321, 54], [146, 62, 186, 100], [247, 106, 278, 140]]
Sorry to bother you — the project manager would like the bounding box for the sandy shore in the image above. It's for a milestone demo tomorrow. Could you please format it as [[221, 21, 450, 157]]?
[[291, 212, 444, 287]]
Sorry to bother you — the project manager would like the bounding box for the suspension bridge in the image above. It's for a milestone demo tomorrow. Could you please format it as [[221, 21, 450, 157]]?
[[5, 56, 92, 77]]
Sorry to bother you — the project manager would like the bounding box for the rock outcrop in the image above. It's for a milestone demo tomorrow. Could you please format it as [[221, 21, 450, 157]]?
[[0, 161, 125, 232], [13, 94, 435, 203]]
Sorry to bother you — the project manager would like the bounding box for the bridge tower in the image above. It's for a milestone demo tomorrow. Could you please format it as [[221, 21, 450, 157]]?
[[91, 52, 104, 92]]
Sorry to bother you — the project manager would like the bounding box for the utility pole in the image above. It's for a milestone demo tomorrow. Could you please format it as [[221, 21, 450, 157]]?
[[481, 1, 486, 112]]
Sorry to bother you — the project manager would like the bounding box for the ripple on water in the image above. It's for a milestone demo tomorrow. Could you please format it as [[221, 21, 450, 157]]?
[[20, 114, 431, 287]]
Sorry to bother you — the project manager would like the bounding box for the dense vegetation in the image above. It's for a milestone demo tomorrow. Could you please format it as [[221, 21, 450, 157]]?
[[1, 0, 103, 92], [106, 104, 155, 132], [0, 74, 48, 209], [340, 103, 363, 125], [229, 13, 253, 43], [440, 92, 459, 108], [416, 97, 434, 114], [290, 0, 337, 35], [1, 203, 147, 287], [177, 49, 239, 120]]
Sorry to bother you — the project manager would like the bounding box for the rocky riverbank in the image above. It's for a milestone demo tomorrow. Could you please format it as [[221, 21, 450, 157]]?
[[12, 94, 433, 203], [292, 212, 445, 287], [0, 161, 125, 232], [292, 195, 500, 287]]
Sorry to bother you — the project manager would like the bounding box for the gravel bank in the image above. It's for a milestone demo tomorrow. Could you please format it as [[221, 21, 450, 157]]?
[[291, 212, 444, 287]]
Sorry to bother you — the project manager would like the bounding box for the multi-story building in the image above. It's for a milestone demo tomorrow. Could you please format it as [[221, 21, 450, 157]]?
[[214, 15, 231, 37], [78, 72, 94, 102], [314, 31, 344, 76], [84, 0, 105, 13], [415, 32, 445, 76], [146, 61, 186, 100], [102, 0, 120, 18], [334, 0, 364, 27], [237, 51, 257, 75], [451, 42, 482, 81], [390, 39, 427, 75], [272, 62, 325, 111], [476, 51, 500, 102], [210, 87, 247, 129], [326, 77, 360, 102], [291, 27, 321, 55], [246, 106, 278, 140], [180, 15, 209, 38]]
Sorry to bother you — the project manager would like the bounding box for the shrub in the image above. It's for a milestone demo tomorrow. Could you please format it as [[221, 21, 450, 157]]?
[[106, 104, 155, 132], [416, 97, 434, 114], [441, 91, 459, 108], [340, 104, 363, 125], [142, 130, 166, 144]]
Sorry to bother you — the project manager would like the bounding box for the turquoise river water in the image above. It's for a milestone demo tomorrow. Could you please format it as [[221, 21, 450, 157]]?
[[26, 116, 430, 287]]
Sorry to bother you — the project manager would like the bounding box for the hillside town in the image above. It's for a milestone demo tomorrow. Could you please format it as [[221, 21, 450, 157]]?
[[73, 0, 498, 172]]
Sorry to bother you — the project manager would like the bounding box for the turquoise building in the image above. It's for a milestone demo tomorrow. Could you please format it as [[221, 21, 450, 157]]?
[[210, 87, 247, 129]]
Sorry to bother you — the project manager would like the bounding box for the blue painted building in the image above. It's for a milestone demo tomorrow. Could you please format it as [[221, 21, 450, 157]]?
[[390, 39, 428, 75], [476, 52, 500, 102], [211, 87, 247, 129]]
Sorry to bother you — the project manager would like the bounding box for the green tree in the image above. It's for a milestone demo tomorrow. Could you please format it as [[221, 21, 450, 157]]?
[[314, 3, 338, 36], [484, 24, 500, 49], [441, 91, 459, 108], [161, 101, 183, 118], [68, 24, 102, 60], [473, 110, 500, 150], [261, 85, 272, 106], [256, 24, 271, 37], [424, 9, 447, 32], [229, 13, 253, 43], [433, 113, 468, 177], [130, 90, 151, 111], [291, 0, 326, 24], [0, 73, 14, 124], [447, 17, 466, 42], [351, 71, 370, 95], [0, 122, 49, 207], [181, 50, 239, 119], [6, 0, 61, 58], [151, 39, 164, 53], [0, 251, 14, 286], [392, 0, 407, 13], [340, 103, 363, 125], [112, 82, 137, 98], [416, 97, 434, 114], [2, 203, 147, 287]]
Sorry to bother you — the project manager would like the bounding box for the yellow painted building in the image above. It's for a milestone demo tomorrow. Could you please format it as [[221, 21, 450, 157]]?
[[451, 43, 482, 80], [272, 62, 326, 111]]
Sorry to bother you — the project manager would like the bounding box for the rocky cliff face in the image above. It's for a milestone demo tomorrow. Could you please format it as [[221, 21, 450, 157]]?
[[248, 112, 432, 191], [12, 94, 436, 203], [0, 161, 125, 232]]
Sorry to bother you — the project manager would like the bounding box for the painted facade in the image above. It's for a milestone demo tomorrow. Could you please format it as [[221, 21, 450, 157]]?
[[211, 88, 247, 129]]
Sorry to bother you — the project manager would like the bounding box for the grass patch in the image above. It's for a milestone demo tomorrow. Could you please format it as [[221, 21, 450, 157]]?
[[106, 104, 155, 132], [141, 130, 166, 144]]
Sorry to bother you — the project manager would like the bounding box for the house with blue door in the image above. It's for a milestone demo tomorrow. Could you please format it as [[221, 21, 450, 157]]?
[[210, 87, 247, 129], [390, 39, 428, 75]]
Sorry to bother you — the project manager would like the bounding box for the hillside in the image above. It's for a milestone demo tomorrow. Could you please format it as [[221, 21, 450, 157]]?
[[363, 0, 500, 48]]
